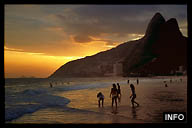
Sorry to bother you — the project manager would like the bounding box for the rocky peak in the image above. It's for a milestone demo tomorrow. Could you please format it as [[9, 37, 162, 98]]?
[[145, 12, 166, 37], [157, 18, 182, 39], [49, 12, 187, 78]]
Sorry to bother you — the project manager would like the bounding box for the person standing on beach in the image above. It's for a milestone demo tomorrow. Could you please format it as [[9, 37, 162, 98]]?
[[130, 84, 139, 108], [110, 84, 118, 108], [117, 83, 121, 103], [136, 78, 139, 85], [97, 92, 104, 107], [50, 82, 53, 88], [127, 79, 129, 84], [164, 81, 168, 87]]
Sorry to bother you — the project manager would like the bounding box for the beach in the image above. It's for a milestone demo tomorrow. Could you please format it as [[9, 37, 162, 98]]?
[[6, 76, 187, 123]]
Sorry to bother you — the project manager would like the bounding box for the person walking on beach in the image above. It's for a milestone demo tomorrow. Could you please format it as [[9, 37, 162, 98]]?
[[117, 83, 121, 103], [97, 92, 104, 107], [130, 84, 139, 108], [127, 79, 129, 84], [136, 78, 139, 85], [50, 82, 53, 88], [110, 84, 118, 108]]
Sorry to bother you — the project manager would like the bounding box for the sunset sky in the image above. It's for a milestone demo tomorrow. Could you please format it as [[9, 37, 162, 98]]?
[[4, 5, 187, 78]]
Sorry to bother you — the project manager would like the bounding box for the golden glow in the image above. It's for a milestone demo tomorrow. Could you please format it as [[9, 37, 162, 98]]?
[[128, 34, 145, 40], [5, 5, 187, 78], [4, 33, 144, 78], [4, 50, 83, 78]]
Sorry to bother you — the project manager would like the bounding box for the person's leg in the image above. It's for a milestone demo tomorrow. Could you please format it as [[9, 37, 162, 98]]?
[[119, 95, 121, 103], [134, 100, 139, 106], [98, 100, 101, 107], [131, 98, 135, 107], [115, 97, 117, 108], [112, 98, 114, 107]]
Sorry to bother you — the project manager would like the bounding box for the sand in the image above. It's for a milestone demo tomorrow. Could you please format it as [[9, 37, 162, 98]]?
[[10, 76, 187, 123]]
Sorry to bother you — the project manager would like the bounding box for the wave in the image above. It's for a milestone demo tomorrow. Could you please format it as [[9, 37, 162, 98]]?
[[5, 88, 70, 122], [5, 80, 124, 122]]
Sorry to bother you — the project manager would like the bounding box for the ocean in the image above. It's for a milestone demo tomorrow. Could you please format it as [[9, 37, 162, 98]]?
[[5, 76, 187, 123]]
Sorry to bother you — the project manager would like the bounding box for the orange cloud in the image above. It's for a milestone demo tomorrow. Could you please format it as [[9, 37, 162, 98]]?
[[72, 35, 94, 43], [4, 46, 45, 55]]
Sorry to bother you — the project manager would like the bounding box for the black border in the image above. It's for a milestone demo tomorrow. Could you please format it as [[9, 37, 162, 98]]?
[[2, 0, 191, 128], [1, 1, 5, 127]]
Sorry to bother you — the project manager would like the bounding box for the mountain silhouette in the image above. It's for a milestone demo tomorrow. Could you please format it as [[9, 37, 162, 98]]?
[[49, 12, 187, 78]]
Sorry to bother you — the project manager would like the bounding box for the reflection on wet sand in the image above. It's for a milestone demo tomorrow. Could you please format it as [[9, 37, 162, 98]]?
[[11, 76, 187, 123]]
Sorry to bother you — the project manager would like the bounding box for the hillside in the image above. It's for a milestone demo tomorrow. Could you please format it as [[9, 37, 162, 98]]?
[[49, 12, 187, 78]]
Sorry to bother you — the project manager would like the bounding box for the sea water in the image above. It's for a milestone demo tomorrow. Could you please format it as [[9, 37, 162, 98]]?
[[5, 77, 187, 123], [5, 77, 120, 122]]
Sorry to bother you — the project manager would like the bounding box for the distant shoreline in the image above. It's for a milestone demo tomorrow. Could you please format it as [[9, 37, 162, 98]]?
[[5, 75, 187, 79]]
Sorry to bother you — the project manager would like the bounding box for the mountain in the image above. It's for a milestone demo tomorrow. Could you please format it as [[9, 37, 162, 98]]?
[[49, 13, 187, 78]]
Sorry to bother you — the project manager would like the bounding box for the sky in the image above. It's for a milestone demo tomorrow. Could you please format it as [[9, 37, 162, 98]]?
[[4, 5, 188, 78]]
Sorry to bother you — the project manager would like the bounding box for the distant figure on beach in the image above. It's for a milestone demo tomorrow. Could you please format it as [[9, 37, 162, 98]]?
[[97, 92, 104, 107], [164, 81, 168, 87], [180, 78, 182, 82], [110, 84, 118, 108], [136, 78, 139, 85], [170, 79, 172, 83], [50, 82, 53, 88], [127, 79, 129, 84], [130, 84, 139, 108], [117, 83, 121, 103]]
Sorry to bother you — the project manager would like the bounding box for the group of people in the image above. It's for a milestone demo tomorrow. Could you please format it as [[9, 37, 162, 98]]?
[[164, 78, 183, 87], [127, 78, 139, 85], [97, 82, 139, 109], [49, 81, 71, 88]]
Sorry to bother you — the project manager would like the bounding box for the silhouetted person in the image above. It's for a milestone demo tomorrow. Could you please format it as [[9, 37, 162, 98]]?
[[127, 79, 129, 84], [130, 84, 139, 108], [97, 92, 104, 107], [50, 82, 53, 88], [110, 84, 118, 108], [170, 79, 172, 83], [136, 78, 139, 85], [117, 83, 121, 103], [164, 81, 168, 87]]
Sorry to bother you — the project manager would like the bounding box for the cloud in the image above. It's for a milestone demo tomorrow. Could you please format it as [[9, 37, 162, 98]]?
[[5, 5, 187, 57], [54, 5, 187, 37], [4, 46, 45, 55], [4, 46, 25, 52], [73, 35, 94, 43]]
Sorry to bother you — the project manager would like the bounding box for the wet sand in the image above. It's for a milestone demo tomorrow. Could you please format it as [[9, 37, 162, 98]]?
[[10, 76, 187, 123]]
